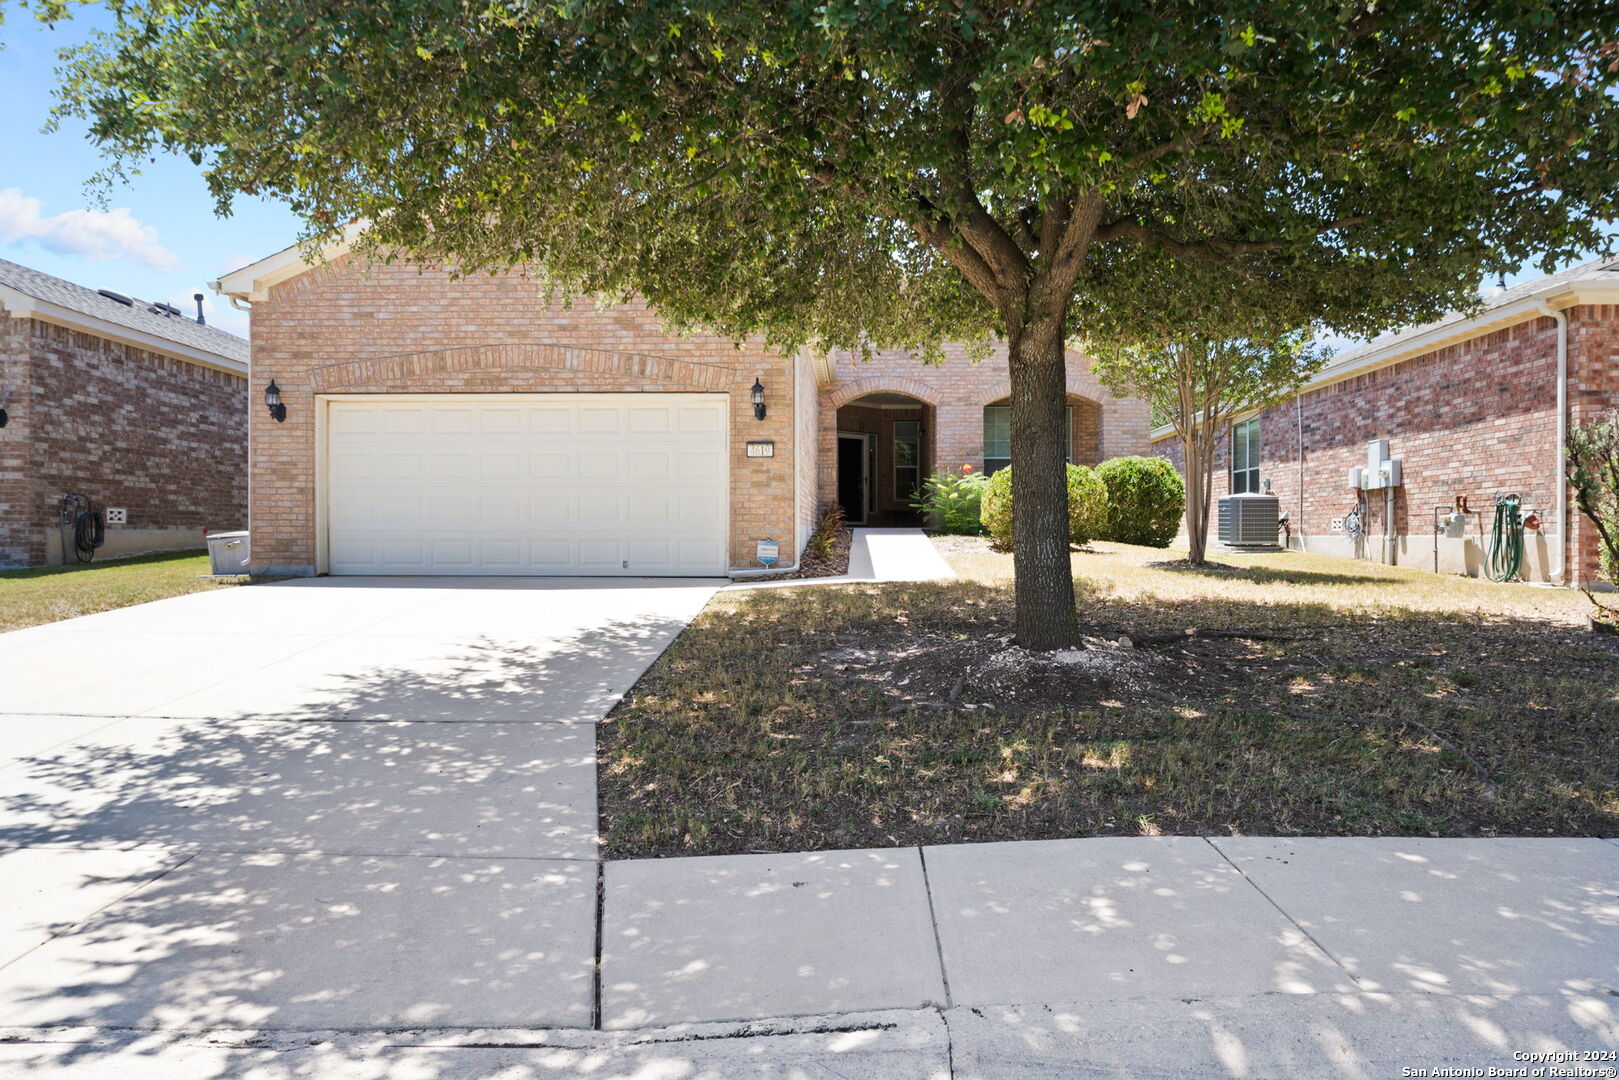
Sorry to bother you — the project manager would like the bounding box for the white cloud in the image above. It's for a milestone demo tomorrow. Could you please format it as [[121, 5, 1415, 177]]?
[[0, 187, 180, 270]]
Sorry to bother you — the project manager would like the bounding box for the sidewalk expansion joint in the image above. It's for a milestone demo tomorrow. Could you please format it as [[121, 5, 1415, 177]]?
[[1202, 836, 1367, 989], [917, 845, 954, 1010]]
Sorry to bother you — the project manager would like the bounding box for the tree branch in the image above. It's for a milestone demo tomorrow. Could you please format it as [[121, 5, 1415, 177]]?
[[1093, 216, 1370, 262]]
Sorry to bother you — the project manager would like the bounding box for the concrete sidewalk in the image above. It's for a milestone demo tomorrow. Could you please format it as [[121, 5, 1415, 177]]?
[[3, 836, 1614, 1077], [599, 837, 1619, 1031], [728, 526, 957, 589]]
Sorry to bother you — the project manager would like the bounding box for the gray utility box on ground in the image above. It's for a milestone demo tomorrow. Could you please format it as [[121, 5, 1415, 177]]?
[[205, 531, 251, 576], [1217, 493, 1282, 550]]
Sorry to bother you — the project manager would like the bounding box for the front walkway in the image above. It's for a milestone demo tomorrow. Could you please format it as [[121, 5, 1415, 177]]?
[[1, 571, 1614, 1077]]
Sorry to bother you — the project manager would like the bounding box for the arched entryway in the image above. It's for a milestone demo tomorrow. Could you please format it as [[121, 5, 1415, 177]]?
[[833, 391, 935, 525], [981, 393, 1103, 474]]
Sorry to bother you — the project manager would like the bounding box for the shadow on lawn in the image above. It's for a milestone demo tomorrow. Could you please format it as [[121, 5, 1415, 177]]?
[[1142, 559, 1405, 587], [601, 577, 1619, 857]]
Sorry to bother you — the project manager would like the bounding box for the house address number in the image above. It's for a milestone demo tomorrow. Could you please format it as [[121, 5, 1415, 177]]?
[[745, 441, 775, 458]]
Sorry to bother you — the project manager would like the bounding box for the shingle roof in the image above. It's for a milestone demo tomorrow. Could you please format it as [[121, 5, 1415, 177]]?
[[1320, 254, 1619, 376], [0, 257, 249, 365]]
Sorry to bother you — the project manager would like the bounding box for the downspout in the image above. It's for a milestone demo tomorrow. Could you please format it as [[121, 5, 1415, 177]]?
[[1295, 393, 1305, 551], [1535, 301, 1569, 586]]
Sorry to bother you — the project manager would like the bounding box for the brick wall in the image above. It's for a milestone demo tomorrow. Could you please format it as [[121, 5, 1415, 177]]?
[[1568, 303, 1619, 584], [248, 257, 798, 574], [817, 341, 1152, 507], [793, 349, 820, 556], [0, 310, 247, 567], [1150, 307, 1619, 584], [0, 311, 34, 566]]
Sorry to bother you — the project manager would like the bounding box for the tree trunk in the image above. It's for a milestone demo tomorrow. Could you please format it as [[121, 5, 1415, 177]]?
[[1008, 313, 1082, 649], [1181, 422, 1217, 565]]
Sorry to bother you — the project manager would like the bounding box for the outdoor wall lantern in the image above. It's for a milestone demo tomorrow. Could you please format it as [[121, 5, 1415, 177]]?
[[0, 407, 8, 428], [750, 378, 767, 421], [264, 380, 287, 423]]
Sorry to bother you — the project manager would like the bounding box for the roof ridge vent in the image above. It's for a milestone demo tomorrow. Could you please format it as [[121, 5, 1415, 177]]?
[[97, 289, 134, 306]]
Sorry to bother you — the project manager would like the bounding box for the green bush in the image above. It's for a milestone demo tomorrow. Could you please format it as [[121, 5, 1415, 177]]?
[[979, 464, 1110, 550], [912, 464, 988, 534], [1095, 455, 1186, 547]]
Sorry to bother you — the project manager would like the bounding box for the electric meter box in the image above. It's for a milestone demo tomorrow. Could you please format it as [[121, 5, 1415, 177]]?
[[1348, 467, 1365, 489]]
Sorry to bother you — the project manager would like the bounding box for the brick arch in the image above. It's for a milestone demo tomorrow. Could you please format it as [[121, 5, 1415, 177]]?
[[309, 343, 734, 393], [828, 376, 942, 408], [981, 374, 1106, 407]]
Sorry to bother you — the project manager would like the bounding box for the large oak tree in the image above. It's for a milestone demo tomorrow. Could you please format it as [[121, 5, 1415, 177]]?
[[28, 0, 1619, 647]]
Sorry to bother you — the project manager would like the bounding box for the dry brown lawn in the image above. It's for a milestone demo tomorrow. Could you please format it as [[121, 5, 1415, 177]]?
[[598, 538, 1618, 858]]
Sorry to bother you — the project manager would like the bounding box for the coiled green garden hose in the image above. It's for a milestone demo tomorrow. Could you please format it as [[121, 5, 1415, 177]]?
[[1485, 495, 1524, 582]]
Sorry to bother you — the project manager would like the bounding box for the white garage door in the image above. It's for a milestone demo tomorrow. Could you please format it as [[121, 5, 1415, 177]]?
[[324, 394, 728, 576]]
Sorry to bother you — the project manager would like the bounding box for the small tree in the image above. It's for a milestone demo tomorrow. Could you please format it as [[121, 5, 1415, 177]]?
[[1090, 330, 1326, 564], [1567, 411, 1619, 625]]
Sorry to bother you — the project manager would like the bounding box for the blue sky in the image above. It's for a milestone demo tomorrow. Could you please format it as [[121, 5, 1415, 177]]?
[[0, 9, 301, 337], [0, 10, 1607, 349]]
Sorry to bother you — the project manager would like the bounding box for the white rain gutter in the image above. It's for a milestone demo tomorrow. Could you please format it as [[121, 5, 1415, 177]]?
[[1535, 300, 1569, 586]]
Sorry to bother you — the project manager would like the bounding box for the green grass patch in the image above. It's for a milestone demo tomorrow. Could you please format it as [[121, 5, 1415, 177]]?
[[0, 550, 239, 633]]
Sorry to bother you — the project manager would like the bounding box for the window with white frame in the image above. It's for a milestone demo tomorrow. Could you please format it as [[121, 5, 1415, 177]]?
[[1230, 417, 1261, 493], [982, 405, 1073, 475], [893, 420, 921, 501]]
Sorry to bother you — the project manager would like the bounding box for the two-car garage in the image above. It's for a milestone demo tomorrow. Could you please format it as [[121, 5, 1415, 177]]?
[[322, 394, 729, 576]]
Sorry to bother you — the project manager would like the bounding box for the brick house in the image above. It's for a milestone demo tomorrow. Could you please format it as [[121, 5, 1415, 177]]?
[[213, 240, 1150, 577], [1150, 257, 1619, 586], [0, 259, 249, 568]]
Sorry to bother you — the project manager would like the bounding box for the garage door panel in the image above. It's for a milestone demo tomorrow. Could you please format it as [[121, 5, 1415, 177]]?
[[431, 496, 472, 521], [628, 407, 671, 432], [530, 496, 572, 521], [577, 495, 622, 523], [478, 495, 523, 523], [430, 453, 474, 479], [326, 395, 727, 575], [679, 494, 723, 522], [430, 539, 476, 568], [676, 451, 722, 479], [678, 406, 722, 432], [578, 453, 620, 479], [626, 452, 670, 479], [578, 407, 621, 433], [530, 540, 573, 569], [479, 406, 524, 433], [530, 452, 572, 478]]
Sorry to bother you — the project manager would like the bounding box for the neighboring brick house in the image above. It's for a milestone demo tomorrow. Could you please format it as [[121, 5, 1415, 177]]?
[[214, 240, 1151, 577], [1150, 257, 1619, 587], [0, 259, 249, 568]]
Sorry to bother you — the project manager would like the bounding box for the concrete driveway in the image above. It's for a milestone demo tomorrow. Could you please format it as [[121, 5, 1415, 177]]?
[[0, 576, 717, 1038]]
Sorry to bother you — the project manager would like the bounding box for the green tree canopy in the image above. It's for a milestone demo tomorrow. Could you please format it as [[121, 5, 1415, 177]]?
[[23, 0, 1619, 644]]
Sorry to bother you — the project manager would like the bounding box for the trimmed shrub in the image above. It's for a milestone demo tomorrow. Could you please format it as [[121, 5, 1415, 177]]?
[[1096, 455, 1186, 547], [979, 463, 1110, 550], [912, 464, 988, 534]]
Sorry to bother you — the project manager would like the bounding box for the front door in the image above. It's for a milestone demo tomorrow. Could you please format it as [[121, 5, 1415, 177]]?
[[836, 433, 869, 524]]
